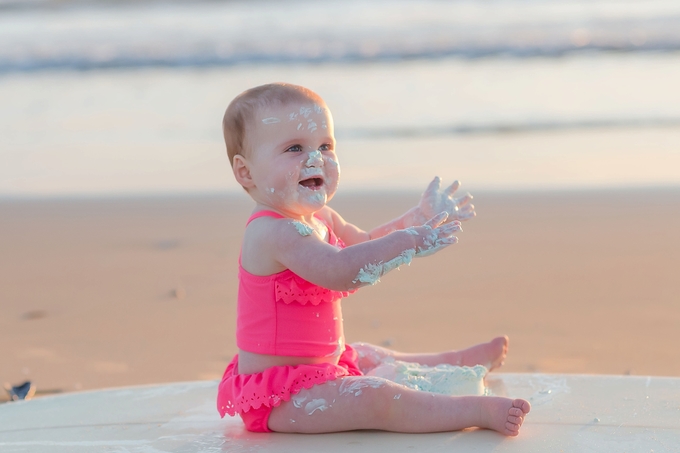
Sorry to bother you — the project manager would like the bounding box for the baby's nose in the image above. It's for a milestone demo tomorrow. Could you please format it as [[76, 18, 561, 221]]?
[[305, 150, 324, 167]]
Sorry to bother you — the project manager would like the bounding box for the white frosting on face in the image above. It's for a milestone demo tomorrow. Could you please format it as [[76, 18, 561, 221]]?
[[300, 167, 324, 179], [247, 100, 339, 216], [305, 150, 323, 167], [281, 149, 331, 208], [306, 190, 326, 205]]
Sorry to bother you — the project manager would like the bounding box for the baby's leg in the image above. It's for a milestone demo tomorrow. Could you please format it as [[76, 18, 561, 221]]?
[[353, 336, 508, 372], [268, 376, 530, 435]]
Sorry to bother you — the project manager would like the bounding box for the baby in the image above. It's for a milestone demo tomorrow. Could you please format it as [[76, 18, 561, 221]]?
[[217, 83, 530, 435]]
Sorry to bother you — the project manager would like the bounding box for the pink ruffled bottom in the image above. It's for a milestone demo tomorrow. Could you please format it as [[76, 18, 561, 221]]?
[[217, 345, 363, 419]]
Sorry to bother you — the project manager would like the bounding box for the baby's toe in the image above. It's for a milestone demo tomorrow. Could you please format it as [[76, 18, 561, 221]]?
[[513, 399, 531, 414], [505, 421, 520, 434], [507, 415, 524, 425], [509, 407, 524, 417]]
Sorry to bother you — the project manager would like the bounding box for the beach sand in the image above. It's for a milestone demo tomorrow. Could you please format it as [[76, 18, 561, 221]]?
[[1, 189, 679, 401]]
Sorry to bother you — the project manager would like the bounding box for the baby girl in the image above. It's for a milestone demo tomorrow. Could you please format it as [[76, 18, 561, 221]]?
[[217, 83, 530, 435]]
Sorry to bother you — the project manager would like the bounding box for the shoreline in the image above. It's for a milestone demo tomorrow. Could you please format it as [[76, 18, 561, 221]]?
[[2, 183, 679, 201]]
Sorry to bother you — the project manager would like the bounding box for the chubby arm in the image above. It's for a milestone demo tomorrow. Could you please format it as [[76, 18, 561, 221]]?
[[273, 212, 460, 292], [321, 206, 371, 246]]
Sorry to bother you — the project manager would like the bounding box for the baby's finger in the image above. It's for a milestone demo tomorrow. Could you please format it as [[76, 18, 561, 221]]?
[[444, 180, 460, 197], [431, 237, 459, 254], [438, 236, 459, 246], [423, 176, 441, 198], [456, 213, 475, 221], [460, 203, 474, 212], [425, 211, 449, 228], [414, 235, 458, 257], [436, 220, 462, 237], [454, 193, 473, 206], [458, 204, 476, 220]]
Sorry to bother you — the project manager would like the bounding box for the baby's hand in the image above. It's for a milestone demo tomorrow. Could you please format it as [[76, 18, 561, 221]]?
[[416, 176, 475, 223], [406, 212, 462, 257]]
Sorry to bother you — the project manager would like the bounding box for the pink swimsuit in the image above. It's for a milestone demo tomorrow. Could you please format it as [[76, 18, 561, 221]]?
[[236, 210, 351, 357], [217, 211, 362, 432]]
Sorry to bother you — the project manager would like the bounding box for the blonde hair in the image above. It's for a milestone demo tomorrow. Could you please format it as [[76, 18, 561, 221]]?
[[222, 83, 324, 167]]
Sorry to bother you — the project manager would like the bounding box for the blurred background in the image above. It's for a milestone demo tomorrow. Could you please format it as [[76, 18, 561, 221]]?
[[1, 0, 679, 399], [2, 0, 680, 195]]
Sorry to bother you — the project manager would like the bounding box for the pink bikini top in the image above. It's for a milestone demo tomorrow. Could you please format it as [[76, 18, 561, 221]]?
[[236, 210, 354, 357]]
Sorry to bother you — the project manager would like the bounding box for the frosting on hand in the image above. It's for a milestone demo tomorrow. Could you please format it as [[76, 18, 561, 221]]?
[[406, 211, 461, 257], [414, 176, 475, 224]]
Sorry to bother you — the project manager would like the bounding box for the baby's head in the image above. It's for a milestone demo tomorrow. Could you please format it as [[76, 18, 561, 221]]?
[[223, 83, 339, 215], [223, 83, 326, 166]]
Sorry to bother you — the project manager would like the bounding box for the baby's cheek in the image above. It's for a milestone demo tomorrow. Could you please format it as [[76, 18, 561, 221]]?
[[325, 158, 341, 191], [267, 175, 298, 203], [263, 186, 279, 203]]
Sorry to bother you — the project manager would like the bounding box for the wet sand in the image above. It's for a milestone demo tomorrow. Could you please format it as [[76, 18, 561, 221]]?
[[1, 189, 679, 401]]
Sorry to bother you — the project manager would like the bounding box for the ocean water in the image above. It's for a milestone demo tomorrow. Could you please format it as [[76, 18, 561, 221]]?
[[1, 0, 679, 197]]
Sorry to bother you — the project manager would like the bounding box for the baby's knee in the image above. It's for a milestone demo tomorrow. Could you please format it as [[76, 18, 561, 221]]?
[[351, 343, 390, 373]]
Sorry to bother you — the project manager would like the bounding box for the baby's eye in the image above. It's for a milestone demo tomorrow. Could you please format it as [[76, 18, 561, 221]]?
[[318, 143, 333, 152], [286, 144, 303, 153]]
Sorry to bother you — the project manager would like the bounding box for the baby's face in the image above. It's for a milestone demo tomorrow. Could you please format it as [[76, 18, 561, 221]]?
[[244, 100, 339, 216]]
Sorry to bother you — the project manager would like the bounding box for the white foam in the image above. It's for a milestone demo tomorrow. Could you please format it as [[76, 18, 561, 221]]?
[[368, 359, 488, 396]]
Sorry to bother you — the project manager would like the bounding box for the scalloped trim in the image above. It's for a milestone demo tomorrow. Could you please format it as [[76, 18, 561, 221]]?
[[230, 370, 343, 415], [274, 274, 352, 306]]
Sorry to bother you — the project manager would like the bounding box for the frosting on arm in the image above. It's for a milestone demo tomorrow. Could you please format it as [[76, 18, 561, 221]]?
[[353, 212, 461, 286]]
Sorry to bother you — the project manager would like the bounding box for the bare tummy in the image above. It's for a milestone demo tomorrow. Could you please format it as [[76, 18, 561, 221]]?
[[237, 349, 340, 375]]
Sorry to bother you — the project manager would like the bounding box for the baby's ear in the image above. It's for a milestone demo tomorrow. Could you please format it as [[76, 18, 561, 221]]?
[[232, 155, 254, 189]]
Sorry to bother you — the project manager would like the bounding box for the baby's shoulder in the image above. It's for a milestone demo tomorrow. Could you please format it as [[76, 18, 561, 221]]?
[[241, 214, 301, 275], [244, 213, 284, 239], [243, 213, 311, 249]]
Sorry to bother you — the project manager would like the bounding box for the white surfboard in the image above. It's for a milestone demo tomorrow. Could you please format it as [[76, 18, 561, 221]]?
[[0, 373, 678, 452]]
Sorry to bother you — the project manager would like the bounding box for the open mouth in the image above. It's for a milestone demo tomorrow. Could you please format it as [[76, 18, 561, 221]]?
[[299, 177, 324, 190]]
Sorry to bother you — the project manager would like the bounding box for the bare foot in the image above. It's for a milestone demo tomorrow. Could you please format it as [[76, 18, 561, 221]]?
[[479, 397, 531, 436], [444, 336, 509, 371]]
